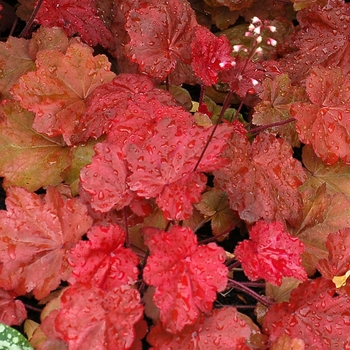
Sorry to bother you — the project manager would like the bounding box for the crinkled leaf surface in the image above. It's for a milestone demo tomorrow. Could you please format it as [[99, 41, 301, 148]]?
[[68, 225, 139, 291], [317, 228, 350, 287], [253, 73, 308, 147], [11, 42, 115, 145], [36, 0, 115, 50], [0, 288, 27, 326], [299, 145, 350, 198], [281, 0, 350, 83], [0, 37, 35, 97], [0, 186, 93, 299], [214, 126, 306, 225], [73, 73, 175, 143], [27, 26, 70, 56], [80, 141, 134, 213], [55, 283, 143, 350], [191, 25, 235, 86], [235, 221, 307, 286], [143, 226, 228, 333], [124, 0, 198, 79], [263, 277, 350, 349], [0, 100, 71, 191], [292, 66, 350, 165], [195, 188, 240, 241], [291, 184, 350, 274], [148, 306, 258, 349], [126, 119, 232, 220]]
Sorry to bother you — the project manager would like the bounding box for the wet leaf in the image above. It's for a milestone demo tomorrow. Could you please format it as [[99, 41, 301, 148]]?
[[124, 0, 198, 79], [263, 277, 350, 349], [36, 0, 115, 50], [55, 283, 143, 350], [148, 306, 261, 349], [292, 66, 350, 165], [253, 73, 308, 147], [191, 25, 235, 86], [0, 186, 93, 299], [11, 42, 115, 145], [68, 225, 139, 291], [214, 124, 306, 225], [235, 221, 307, 286], [0, 100, 71, 191], [143, 226, 228, 333]]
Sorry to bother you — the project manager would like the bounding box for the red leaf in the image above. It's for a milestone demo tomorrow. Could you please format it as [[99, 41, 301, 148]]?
[[68, 225, 139, 291], [219, 58, 282, 98], [124, 0, 198, 80], [0, 186, 93, 299], [292, 66, 350, 165], [191, 25, 235, 86], [214, 127, 306, 225], [79, 141, 134, 213], [126, 119, 232, 220], [317, 228, 350, 287], [0, 288, 27, 326], [55, 283, 143, 350], [235, 221, 307, 286], [143, 226, 228, 333], [36, 0, 115, 50], [148, 307, 260, 349], [263, 277, 350, 349], [280, 0, 350, 83], [11, 42, 115, 145], [105, 91, 183, 148], [73, 73, 172, 143]]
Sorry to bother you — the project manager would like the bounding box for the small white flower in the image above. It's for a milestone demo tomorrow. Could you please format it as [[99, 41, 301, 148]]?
[[233, 45, 243, 52], [256, 35, 262, 44], [253, 26, 261, 35], [267, 38, 277, 46], [252, 16, 261, 24], [268, 25, 277, 32]]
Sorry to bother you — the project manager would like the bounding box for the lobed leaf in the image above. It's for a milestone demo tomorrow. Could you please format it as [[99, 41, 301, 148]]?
[[253, 73, 308, 147], [291, 184, 350, 275], [292, 66, 350, 165], [214, 125, 306, 225], [235, 221, 307, 286], [124, 0, 198, 80], [0, 186, 93, 299], [0, 288, 27, 326], [79, 141, 134, 213], [55, 283, 143, 350], [11, 42, 115, 145], [147, 306, 262, 349], [191, 25, 235, 86], [317, 228, 350, 290], [68, 225, 139, 291], [0, 100, 71, 191], [126, 119, 232, 220], [263, 277, 350, 349], [36, 0, 115, 50], [143, 226, 228, 333]]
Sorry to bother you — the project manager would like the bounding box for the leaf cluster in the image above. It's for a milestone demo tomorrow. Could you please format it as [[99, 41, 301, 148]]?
[[1, 0, 350, 349]]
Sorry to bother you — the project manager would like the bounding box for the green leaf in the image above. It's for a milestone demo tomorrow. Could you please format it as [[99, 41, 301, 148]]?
[[0, 100, 71, 191], [0, 323, 33, 350]]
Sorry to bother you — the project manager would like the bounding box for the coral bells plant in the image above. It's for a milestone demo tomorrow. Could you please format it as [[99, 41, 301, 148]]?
[[1, 0, 350, 348]]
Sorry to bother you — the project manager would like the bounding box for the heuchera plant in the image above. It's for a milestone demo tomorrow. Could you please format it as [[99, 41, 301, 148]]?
[[1, 0, 350, 348]]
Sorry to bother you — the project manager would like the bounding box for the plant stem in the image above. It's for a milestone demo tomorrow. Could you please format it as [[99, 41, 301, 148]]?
[[249, 117, 296, 135], [227, 278, 273, 307], [19, 0, 44, 38]]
